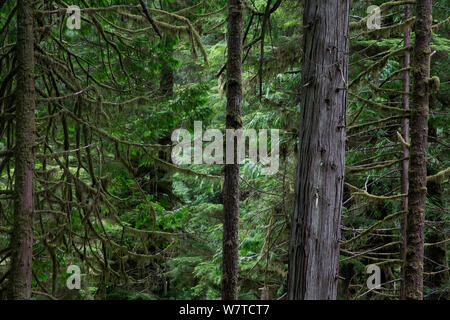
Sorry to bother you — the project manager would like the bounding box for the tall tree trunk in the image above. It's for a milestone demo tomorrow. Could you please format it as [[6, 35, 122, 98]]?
[[405, 0, 432, 300], [222, 0, 243, 300], [8, 0, 35, 300], [400, 4, 411, 300], [287, 0, 349, 300], [156, 34, 174, 201]]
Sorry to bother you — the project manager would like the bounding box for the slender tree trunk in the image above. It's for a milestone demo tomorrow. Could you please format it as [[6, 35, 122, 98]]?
[[157, 34, 174, 200], [8, 0, 35, 300], [287, 0, 349, 300], [156, 2, 174, 205], [400, 4, 411, 300], [405, 0, 432, 300], [222, 0, 243, 300]]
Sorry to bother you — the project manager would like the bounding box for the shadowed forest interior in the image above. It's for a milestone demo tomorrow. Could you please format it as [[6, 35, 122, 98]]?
[[0, 0, 448, 300]]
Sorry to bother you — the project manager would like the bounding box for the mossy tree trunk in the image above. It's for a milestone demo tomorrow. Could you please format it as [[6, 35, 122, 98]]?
[[222, 0, 243, 300], [8, 0, 35, 300], [287, 0, 349, 300], [405, 0, 432, 300], [400, 4, 411, 300]]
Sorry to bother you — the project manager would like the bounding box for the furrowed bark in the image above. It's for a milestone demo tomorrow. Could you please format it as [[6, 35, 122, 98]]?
[[222, 0, 243, 300], [287, 0, 349, 300], [405, 0, 432, 300], [8, 0, 35, 300]]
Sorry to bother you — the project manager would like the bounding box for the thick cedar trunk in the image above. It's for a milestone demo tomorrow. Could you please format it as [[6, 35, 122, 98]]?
[[222, 0, 243, 300], [287, 0, 349, 300], [8, 0, 35, 300], [405, 0, 432, 300], [400, 4, 411, 300]]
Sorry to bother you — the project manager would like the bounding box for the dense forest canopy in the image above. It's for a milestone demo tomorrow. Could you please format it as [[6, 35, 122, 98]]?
[[0, 0, 448, 301]]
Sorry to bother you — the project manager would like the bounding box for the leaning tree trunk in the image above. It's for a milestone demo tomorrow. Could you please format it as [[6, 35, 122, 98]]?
[[222, 0, 243, 300], [287, 0, 349, 300], [8, 0, 35, 300], [400, 4, 411, 300], [404, 0, 432, 301]]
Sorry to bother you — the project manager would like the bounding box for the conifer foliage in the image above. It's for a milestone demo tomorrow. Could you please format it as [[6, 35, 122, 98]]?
[[0, 0, 448, 300]]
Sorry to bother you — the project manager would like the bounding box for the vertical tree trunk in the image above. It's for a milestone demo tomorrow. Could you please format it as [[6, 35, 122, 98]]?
[[156, 34, 174, 201], [222, 0, 243, 300], [8, 0, 35, 300], [400, 4, 411, 300], [287, 0, 349, 300], [405, 0, 432, 300]]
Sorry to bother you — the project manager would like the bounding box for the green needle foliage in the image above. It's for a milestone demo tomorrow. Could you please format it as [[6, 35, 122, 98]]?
[[0, 0, 448, 300]]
